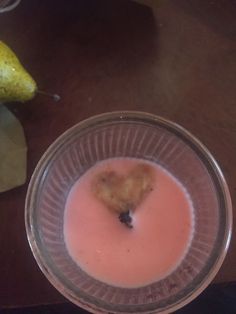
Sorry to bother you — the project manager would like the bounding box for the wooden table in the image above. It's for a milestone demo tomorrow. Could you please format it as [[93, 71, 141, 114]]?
[[0, 0, 235, 309]]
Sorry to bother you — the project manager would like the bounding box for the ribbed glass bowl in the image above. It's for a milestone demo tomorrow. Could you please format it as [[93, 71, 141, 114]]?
[[0, 0, 21, 13], [25, 111, 232, 314]]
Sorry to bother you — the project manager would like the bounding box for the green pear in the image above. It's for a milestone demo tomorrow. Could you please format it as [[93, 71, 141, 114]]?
[[0, 41, 37, 102]]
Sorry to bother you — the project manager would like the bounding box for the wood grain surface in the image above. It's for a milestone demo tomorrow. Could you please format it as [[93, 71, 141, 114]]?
[[0, 0, 235, 308]]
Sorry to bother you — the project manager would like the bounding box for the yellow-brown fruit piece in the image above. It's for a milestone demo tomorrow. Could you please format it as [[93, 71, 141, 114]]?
[[92, 163, 155, 213]]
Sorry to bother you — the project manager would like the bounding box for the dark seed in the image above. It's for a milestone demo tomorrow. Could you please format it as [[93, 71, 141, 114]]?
[[119, 211, 133, 228]]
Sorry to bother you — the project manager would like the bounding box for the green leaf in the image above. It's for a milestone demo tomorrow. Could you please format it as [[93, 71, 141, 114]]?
[[0, 104, 27, 192]]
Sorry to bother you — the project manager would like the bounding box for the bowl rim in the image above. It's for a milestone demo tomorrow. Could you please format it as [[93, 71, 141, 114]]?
[[25, 111, 233, 314]]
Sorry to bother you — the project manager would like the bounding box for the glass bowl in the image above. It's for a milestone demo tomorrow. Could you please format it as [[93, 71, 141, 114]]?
[[0, 0, 21, 13], [25, 111, 232, 313]]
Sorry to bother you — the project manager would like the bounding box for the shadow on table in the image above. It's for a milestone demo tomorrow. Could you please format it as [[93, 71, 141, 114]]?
[[3, 0, 159, 143], [1, 282, 236, 314], [176, 0, 236, 40], [10, 0, 159, 82]]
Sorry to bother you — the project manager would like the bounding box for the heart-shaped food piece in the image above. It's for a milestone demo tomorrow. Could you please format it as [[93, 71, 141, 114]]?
[[92, 163, 155, 214]]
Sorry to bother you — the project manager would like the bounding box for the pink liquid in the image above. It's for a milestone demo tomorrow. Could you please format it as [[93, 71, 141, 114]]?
[[64, 158, 194, 288]]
